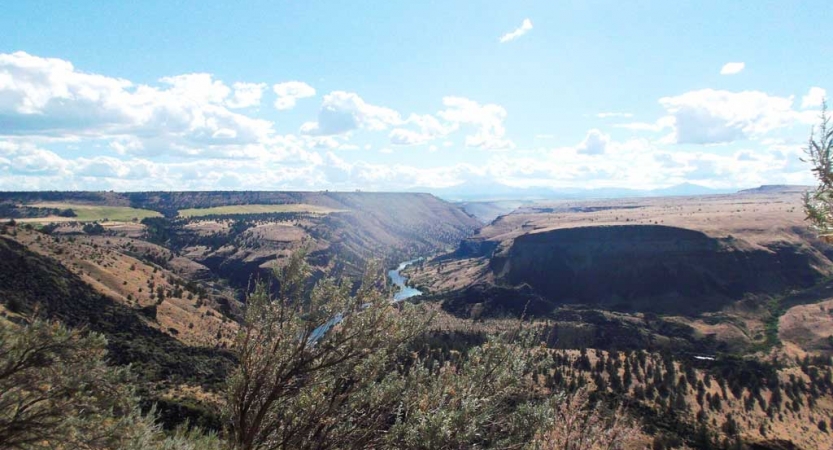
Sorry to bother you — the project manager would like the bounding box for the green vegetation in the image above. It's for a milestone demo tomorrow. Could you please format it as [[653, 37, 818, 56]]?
[[0, 236, 234, 387], [0, 203, 76, 219], [803, 101, 833, 238], [757, 296, 785, 352], [178, 204, 343, 217], [1, 246, 644, 449], [224, 251, 571, 449], [23, 202, 162, 222], [0, 318, 222, 450]]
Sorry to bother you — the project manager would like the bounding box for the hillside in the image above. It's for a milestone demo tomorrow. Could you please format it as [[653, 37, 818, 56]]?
[[0, 191, 478, 284], [493, 225, 828, 315], [407, 187, 833, 358], [0, 191, 478, 432], [0, 233, 236, 428]]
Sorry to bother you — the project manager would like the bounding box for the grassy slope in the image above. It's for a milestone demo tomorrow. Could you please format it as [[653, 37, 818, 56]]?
[[0, 235, 234, 384], [22, 202, 162, 222]]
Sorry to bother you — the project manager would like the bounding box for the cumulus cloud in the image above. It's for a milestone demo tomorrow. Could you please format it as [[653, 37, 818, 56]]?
[[658, 89, 797, 144], [389, 113, 457, 146], [438, 97, 513, 150], [273, 81, 316, 110], [499, 19, 533, 43], [159, 73, 231, 104], [577, 129, 610, 155], [0, 137, 325, 191], [301, 91, 401, 136], [11, 147, 67, 175], [227, 82, 267, 108], [720, 62, 745, 75], [322, 151, 352, 183], [25, 145, 149, 181], [0, 52, 273, 156], [74, 156, 161, 179], [0, 51, 818, 192], [388, 129, 427, 146], [802, 86, 827, 109], [0, 141, 66, 175]]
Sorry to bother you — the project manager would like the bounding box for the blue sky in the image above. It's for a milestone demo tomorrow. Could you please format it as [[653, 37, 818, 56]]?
[[0, 1, 830, 192]]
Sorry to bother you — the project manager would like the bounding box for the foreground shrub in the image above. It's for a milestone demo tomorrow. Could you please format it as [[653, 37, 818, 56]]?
[[531, 387, 641, 450], [225, 251, 640, 449], [0, 317, 220, 449]]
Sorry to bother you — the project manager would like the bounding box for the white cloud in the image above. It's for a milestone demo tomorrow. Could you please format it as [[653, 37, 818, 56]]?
[[389, 113, 457, 146], [438, 97, 513, 150], [0, 51, 820, 192], [74, 156, 161, 179], [614, 116, 675, 133], [272, 81, 316, 110], [597, 112, 633, 119], [801, 86, 827, 109], [0, 51, 136, 128], [159, 73, 231, 104], [0, 138, 325, 191], [0, 141, 68, 175], [499, 18, 533, 43], [227, 82, 267, 108], [658, 89, 797, 144], [0, 52, 274, 156], [11, 147, 67, 175], [322, 151, 352, 183], [301, 91, 401, 136], [577, 129, 610, 155], [720, 62, 745, 75], [389, 129, 428, 146]]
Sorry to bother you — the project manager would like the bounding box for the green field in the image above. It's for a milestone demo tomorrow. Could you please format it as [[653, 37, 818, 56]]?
[[23, 203, 162, 222], [177, 204, 344, 217]]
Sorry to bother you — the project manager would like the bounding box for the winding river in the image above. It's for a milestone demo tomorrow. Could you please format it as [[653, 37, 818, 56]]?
[[388, 258, 423, 302], [309, 259, 423, 343]]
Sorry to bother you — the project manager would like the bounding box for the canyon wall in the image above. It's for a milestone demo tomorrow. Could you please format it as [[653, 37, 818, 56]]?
[[490, 225, 832, 314]]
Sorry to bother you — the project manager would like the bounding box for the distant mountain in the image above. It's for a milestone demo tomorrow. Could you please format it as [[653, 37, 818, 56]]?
[[418, 181, 557, 202], [420, 181, 734, 202], [737, 185, 810, 195]]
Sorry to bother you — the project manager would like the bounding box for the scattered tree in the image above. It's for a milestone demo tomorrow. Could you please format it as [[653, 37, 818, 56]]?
[[803, 100, 833, 239]]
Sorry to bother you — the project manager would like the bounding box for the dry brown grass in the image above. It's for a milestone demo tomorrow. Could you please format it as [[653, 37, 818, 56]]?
[[536, 347, 833, 449], [478, 188, 809, 247], [779, 298, 833, 356], [11, 228, 237, 348]]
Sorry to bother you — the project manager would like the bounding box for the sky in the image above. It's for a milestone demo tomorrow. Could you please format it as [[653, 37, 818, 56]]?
[[0, 1, 830, 192]]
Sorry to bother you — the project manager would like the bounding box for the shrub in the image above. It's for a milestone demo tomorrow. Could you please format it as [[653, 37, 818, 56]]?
[[0, 317, 220, 449]]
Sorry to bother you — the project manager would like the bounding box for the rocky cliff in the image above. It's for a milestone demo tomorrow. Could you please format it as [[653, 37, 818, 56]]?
[[490, 225, 832, 315]]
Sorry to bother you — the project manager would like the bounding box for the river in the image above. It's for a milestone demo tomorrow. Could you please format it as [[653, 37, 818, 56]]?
[[388, 258, 423, 302], [309, 258, 423, 343]]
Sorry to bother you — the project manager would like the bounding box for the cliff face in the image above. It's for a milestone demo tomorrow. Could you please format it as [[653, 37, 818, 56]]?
[[491, 225, 832, 315], [182, 192, 480, 287]]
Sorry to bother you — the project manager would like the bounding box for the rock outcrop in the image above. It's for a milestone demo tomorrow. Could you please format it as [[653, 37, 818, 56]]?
[[490, 225, 832, 315]]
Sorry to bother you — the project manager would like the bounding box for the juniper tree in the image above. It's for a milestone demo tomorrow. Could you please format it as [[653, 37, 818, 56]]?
[[803, 101, 833, 239]]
